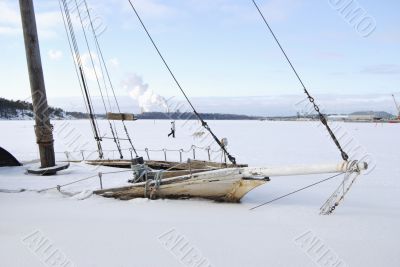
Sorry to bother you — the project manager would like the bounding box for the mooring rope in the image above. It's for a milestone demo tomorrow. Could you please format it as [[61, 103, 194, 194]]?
[[149, 170, 163, 199], [30, 169, 134, 193], [250, 173, 344, 211]]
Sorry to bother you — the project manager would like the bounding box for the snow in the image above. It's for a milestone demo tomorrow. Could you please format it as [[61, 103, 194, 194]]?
[[0, 109, 73, 121], [0, 120, 399, 266]]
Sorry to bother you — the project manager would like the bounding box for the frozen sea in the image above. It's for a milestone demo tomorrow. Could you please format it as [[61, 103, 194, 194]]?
[[0, 120, 399, 266]]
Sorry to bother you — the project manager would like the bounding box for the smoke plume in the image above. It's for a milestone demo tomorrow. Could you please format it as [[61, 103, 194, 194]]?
[[123, 73, 168, 112]]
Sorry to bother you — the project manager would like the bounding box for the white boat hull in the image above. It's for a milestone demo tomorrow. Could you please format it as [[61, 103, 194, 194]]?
[[96, 168, 269, 202], [94, 161, 367, 202]]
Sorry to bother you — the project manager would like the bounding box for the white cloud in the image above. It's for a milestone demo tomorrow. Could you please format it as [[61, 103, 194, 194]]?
[[315, 51, 344, 60], [0, 26, 20, 35], [36, 11, 62, 39], [0, 2, 20, 25], [260, 0, 303, 22], [109, 57, 119, 68], [0, 1, 61, 38], [361, 64, 400, 75], [186, 0, 302, 23], [0, 2, 21, 35], [136, 0, 176, 18], [80, 52, 102, 81], [48, 49, 63, 60], [118, 0, 176, 19]]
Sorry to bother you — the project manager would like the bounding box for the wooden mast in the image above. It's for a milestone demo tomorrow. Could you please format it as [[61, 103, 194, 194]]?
[[19, 0, 55, 168]]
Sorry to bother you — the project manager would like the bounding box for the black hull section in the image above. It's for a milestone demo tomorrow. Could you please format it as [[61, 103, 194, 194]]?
[[0, 147, 21, 167]]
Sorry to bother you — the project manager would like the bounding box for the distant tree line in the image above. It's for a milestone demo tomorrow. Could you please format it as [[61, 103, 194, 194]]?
[[136, 112, 264, 120], [0, 97, 265, 120], [0, 97, 64, 119], [65, 111, 89, 119]]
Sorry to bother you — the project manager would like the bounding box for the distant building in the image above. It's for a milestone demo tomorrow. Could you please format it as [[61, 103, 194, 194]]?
[[327, 115, 349, 121], [348, 114, 381, 121]]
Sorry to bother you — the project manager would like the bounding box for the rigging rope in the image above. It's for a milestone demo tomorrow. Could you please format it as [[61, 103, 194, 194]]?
[[82, 0, 139, 157], [94, 41, 122, 152], [320, 161, 362, 215], [57, 0, 88, 117], [127, 0, 237, 165], [250, 172, 344, 210], [73, 0, 124, 159], [251, 0, 349, 161], [59, 0, 103, 158]]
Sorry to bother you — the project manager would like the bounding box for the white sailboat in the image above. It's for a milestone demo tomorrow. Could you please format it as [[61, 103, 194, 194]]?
[[95, 161, 367, 203], [55, 0, 368, 214]]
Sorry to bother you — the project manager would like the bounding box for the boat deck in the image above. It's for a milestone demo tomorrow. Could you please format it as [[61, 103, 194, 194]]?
[[85, 159, 247, 170]]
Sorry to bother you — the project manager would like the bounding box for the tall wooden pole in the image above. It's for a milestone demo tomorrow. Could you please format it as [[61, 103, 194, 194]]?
[[19, 0, 55, 168]]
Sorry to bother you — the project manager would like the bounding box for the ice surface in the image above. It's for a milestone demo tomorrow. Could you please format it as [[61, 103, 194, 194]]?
[[0, 120, 399, 266]]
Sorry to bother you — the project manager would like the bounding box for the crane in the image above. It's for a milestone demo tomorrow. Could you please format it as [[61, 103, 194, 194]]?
[[392, 94, 400, 119]]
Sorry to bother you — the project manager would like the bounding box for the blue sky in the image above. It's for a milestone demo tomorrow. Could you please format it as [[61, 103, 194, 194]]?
[[0, 0, 399, 103]]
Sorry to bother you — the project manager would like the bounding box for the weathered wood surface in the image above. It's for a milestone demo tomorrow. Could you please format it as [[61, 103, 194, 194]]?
[[106, 112, 136, 121], [95, 168, 268, 202], [27, 163, 70, 175], [95, 168, 244, 194], [19, 0, 55, 168], [85, 159, 247, 170], [160, 169, 212, 178], [93, 160, 367, 202]]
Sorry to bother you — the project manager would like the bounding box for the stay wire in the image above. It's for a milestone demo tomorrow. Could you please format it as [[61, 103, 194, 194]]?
[[127, 0, 236, 165], [250, 172, 344, 210], [57, 0, 89, 120], [251, 0, 349, 161], [83, 0, 138, 157], [73, 0, 107, 112], [93, 39, 123, 153], [62, 0, 103, 157], [73, 0, 123, 159], [60, 0, 95, 121], [59, 0, 103, 158]]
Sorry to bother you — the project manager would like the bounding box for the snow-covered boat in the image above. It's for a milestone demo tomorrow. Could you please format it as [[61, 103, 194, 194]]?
[[95, 161, 367, 202], [14, 0, 372, 215], [95, 167, 267, 202], [58, 2, 370, 210]]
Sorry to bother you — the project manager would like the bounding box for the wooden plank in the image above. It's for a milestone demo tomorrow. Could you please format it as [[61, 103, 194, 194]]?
[[106, 112, 136, 121], [84, 159, 247, 170]]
